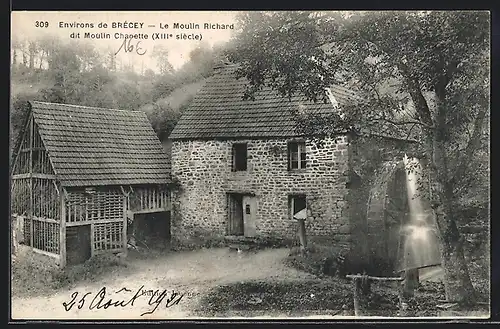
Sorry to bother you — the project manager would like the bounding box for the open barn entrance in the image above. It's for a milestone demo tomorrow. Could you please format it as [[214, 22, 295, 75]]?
[[66, 225, 92, 265], [129, 211, 171, 250]]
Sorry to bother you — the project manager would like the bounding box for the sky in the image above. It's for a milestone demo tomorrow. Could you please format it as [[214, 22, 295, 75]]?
[[11, 11, 239, 71]]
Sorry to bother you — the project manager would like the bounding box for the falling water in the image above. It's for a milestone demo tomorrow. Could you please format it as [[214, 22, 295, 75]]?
[[400, 155, 442, 273]]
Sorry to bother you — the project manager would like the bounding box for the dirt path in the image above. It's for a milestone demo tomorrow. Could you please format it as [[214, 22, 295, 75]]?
[[11, 248, 314, 320]]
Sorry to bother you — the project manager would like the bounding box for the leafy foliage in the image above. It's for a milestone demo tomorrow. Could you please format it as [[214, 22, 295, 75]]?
[[11, 34, 233, 144], [227, 10, 490, 303]]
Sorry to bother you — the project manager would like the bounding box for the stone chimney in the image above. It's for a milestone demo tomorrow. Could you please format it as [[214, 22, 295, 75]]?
[[213, 60, 233, 73]]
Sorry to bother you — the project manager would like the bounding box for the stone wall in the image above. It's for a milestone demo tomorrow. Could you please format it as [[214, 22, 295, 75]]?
[[170, 136, 351, 247]]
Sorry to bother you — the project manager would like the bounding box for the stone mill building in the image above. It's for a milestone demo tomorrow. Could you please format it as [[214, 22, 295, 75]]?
[[168, 64, 368, 250]]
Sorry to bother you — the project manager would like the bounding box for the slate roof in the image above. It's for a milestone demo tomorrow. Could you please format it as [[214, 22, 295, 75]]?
[[28, 101, 171, 187], [169, 64, 364, 140]]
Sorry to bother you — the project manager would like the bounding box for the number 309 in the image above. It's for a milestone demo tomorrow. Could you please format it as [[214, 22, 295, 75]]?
[[35, 21, 49, 28]]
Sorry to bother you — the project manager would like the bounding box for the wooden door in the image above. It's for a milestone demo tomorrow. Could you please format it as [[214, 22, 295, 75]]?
[[242, 196, 256, 237], [228, 194, 244, 236]]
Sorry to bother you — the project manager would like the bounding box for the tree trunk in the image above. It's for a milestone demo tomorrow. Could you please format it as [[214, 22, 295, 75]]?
[[430, 128, 477, 304], [420, 78, 479, 304], [440, 231, 476, 303], [29, 43, 35, 69], [39, 50, 44, 69], [434, 190, 477, 303]]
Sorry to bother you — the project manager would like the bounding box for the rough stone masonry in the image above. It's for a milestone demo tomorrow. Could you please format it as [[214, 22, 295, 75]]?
[[170, 135, 352, 247]]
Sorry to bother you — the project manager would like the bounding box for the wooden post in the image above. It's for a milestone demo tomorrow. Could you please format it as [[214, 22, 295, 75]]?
[[403, 268, 419, 297], [90, 223, 95, 257], [29, 116, 34, 248], [346, 274, 405, 317], [59, 190, 67, 268], [352, 276, 362, 316], [397, 270, 407, 316], [297, 218, 307, 251], [11, 217, 17, 255], [122, 190, 128, 256]]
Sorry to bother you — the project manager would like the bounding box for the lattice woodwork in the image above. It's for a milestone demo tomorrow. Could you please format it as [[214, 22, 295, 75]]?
[[32, 219, 60, 254], [93, 221, 124, 252], [23, 216, 31, 246], [32, 178, 59, 219], [66, 190, 124, 223], [12, 116, 31, 175], [11, 179, 30, 215], [128, 185, 171, 212], [31, 123, 55, 174]]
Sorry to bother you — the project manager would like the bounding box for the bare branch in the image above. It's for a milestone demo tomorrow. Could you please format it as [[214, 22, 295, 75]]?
[[371, 117, 433, 128], [405, 122, 418, 141]]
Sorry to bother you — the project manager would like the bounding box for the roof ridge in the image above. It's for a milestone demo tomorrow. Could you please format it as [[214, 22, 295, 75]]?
[[30, 101, 144, 113]]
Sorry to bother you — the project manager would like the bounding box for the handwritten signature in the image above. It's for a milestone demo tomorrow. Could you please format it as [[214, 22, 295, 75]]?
[[62, 285, 184, 316], [115, 38, 147, 56]]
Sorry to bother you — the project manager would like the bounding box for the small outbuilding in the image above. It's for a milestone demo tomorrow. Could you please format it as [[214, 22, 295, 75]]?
[[10, 101, 172, 267]]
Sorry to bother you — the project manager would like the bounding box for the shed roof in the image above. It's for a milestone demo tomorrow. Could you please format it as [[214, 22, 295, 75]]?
[[169, 64, 364, 140], [28, 101, 171, 187]]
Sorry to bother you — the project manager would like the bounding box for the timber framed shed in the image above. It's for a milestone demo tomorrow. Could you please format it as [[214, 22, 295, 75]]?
[[10, 101, 172, 267]]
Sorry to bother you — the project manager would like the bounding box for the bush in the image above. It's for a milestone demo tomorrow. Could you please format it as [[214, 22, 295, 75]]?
[[284, 242, 398, 278], [285, 243, 347, 277]]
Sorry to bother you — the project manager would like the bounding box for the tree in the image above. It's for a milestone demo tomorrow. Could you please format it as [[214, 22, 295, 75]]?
[[40, 40, 83, 103], [226, 11, 490, 304], [145, 102, 182, 141], [28, 41, 38, 69], [11, 37, 21, 67], [151, 45, 174, 75]]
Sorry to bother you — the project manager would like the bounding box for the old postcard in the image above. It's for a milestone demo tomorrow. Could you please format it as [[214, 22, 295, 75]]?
[[10, 10, 491, 321]]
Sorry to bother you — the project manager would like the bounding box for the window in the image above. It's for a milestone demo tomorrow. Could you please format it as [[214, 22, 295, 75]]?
[[232, 143, 247, 171], [289, 195, 307, 220], [288, 141, 306, 170]]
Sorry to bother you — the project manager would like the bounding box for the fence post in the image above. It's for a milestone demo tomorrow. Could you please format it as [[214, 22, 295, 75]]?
[[297, 218, 307, 251], [403, 268, 419, 297], [59, 191, 67, 268], [11, 217, 18, 255]]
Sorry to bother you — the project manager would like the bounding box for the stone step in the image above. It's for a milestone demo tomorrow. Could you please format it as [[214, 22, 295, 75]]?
[[224, 235, 258, 246]]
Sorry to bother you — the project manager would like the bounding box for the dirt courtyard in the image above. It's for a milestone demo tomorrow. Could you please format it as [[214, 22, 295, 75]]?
[[11, 247, 316, 320]]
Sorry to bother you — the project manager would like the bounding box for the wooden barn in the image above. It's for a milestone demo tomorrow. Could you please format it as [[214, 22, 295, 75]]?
[[10, 101, 172, 267]]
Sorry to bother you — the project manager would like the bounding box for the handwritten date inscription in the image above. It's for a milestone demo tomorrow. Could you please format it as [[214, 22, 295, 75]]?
[[62, 285, 184, 316]]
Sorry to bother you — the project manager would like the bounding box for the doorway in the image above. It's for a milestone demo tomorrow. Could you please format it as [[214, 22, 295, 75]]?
[[66, 225, 91, 265], [129, 211, 171, 250], [227, 193, 256, 237]]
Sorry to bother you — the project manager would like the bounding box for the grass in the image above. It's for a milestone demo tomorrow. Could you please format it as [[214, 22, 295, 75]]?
[[11, 246, 130, 298], [196, 242, 490, 317], [195, 278, 456, 317], [195, 278, 353, 317]]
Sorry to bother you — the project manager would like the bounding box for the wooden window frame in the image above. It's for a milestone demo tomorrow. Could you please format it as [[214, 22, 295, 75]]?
[[288, 141, 307, 170]]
